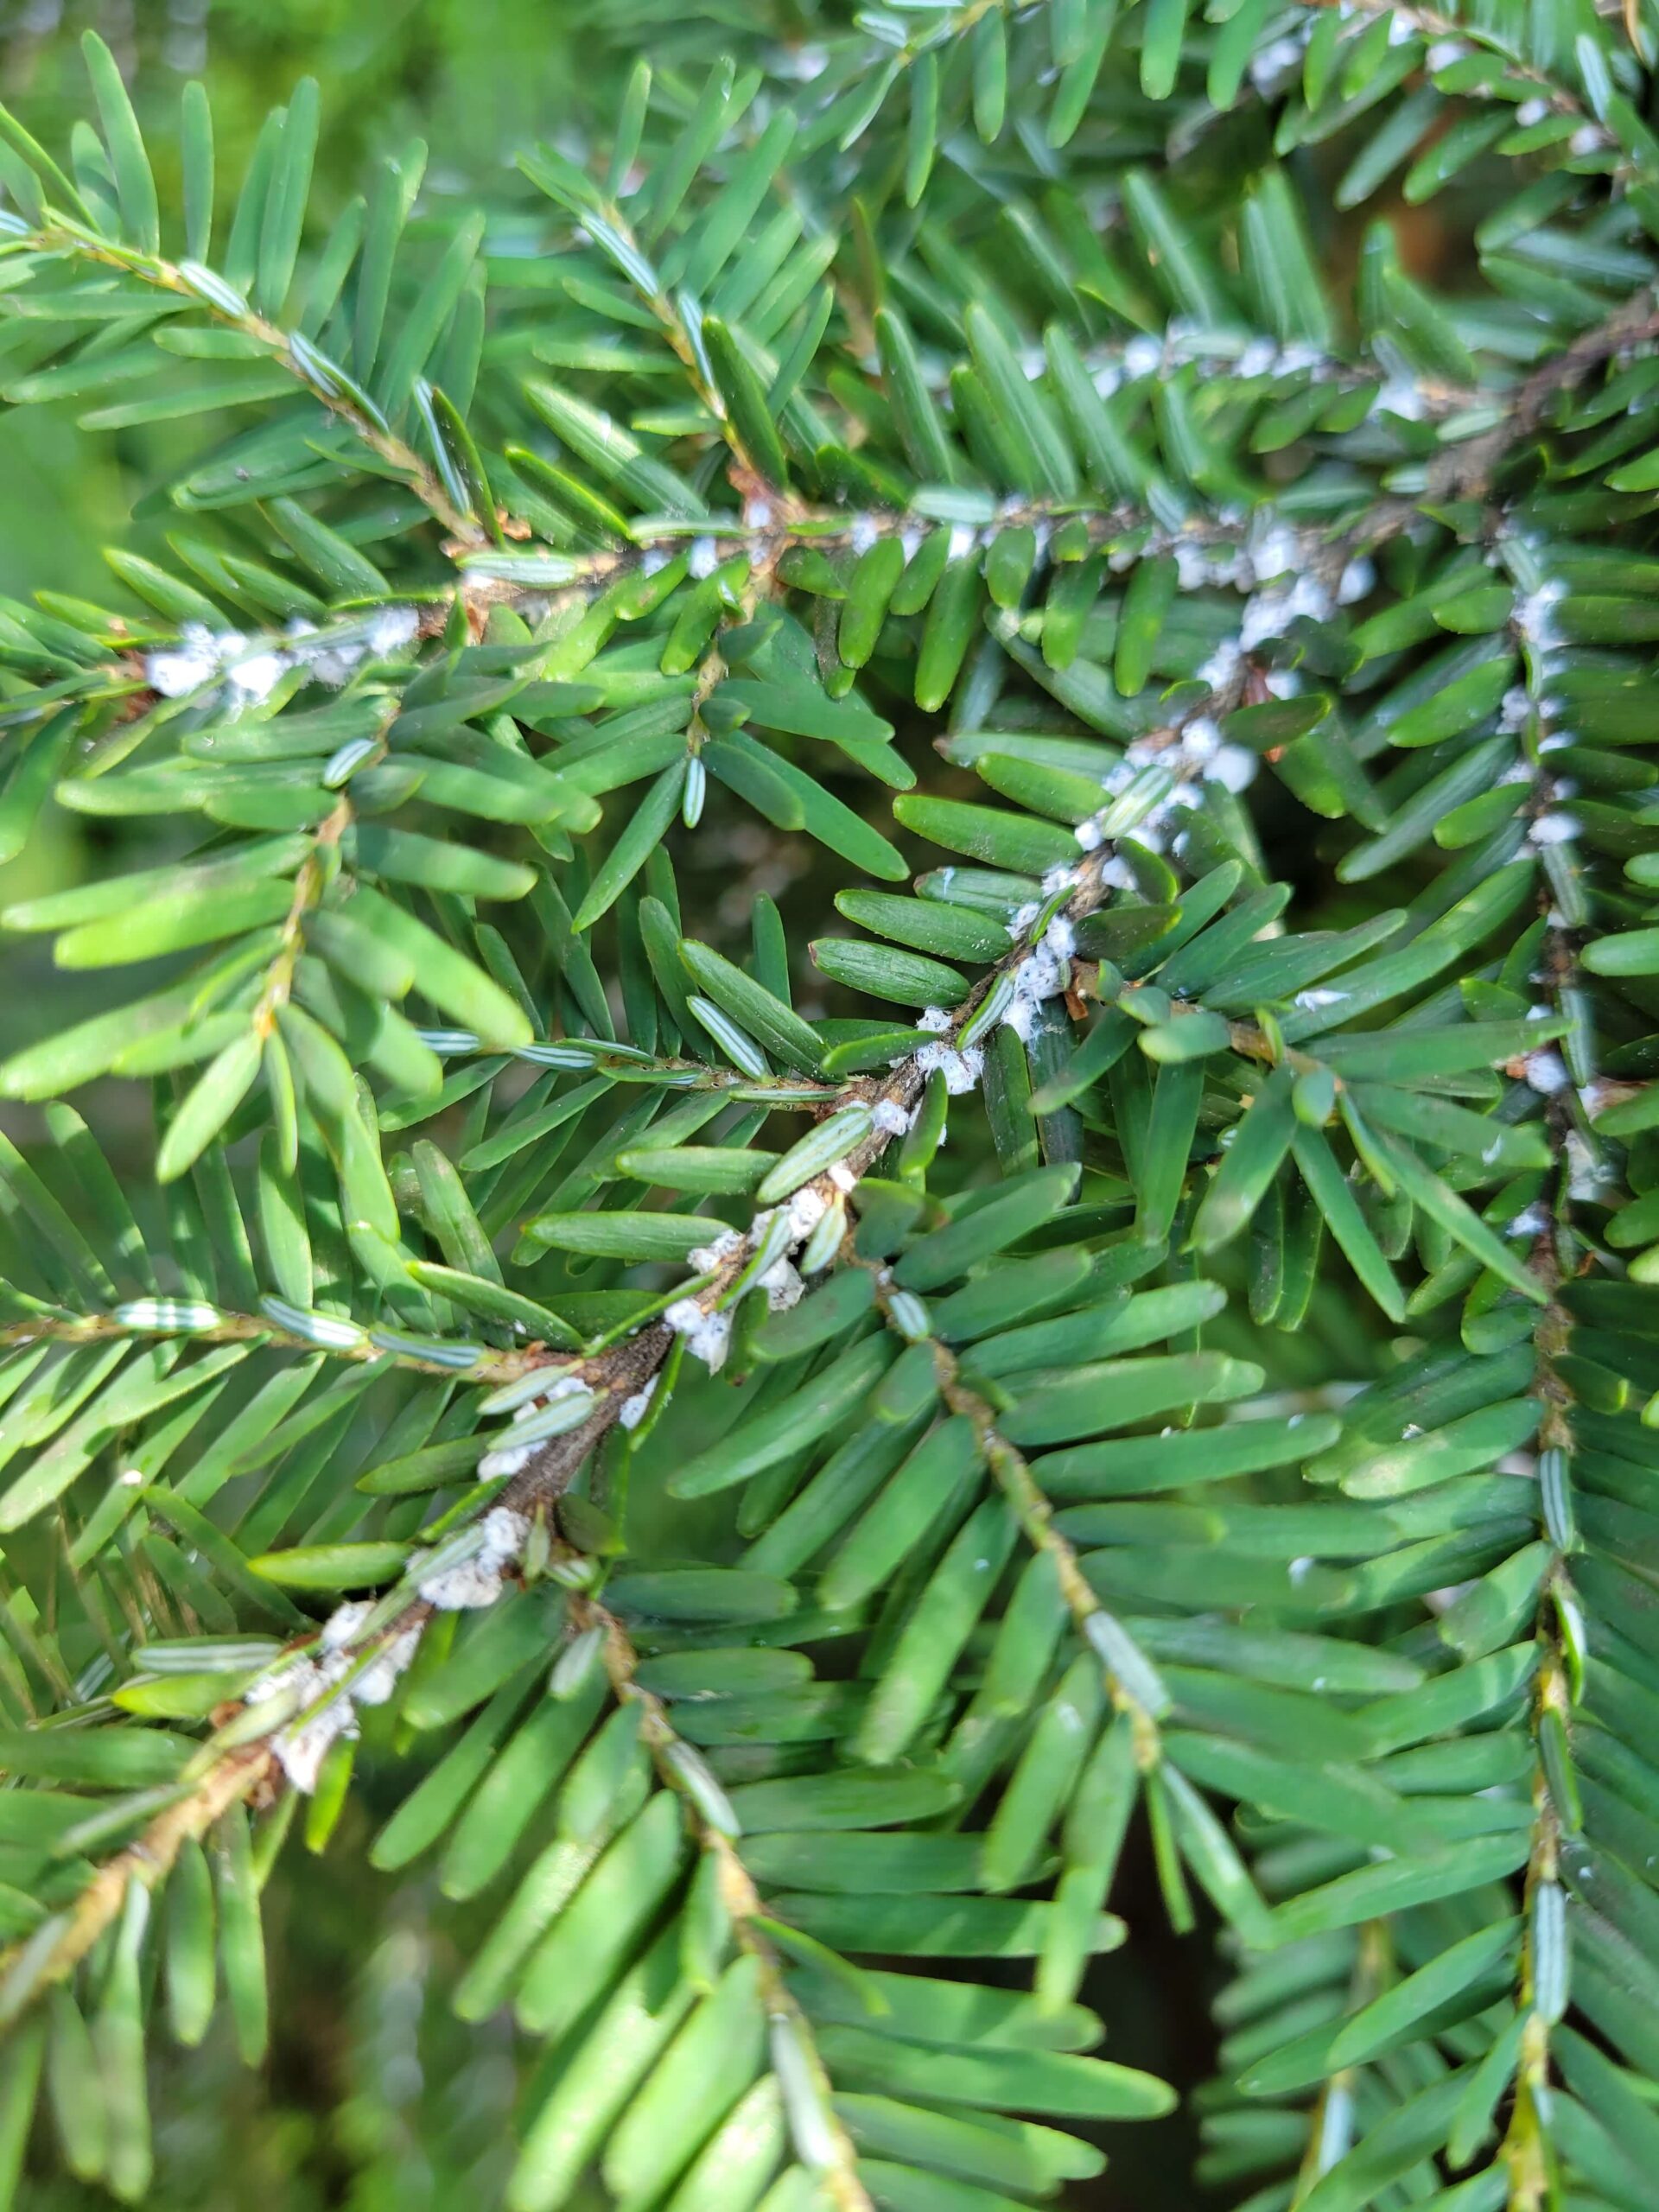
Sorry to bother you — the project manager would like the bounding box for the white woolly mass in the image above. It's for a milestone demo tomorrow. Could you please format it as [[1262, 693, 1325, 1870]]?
[[1236, 570, 1332, 652], [999, 931, 1071, 1044], [664, 1298, 733, 1370], [145, 609, 419, 715], [1375, 375, 1427, 422], [1205, 743, 1260, 795], [1182, 715, 1222, 761], [1238, 594, 1284, 653], [368, 605, 419, 655], [247, 1609, 423, 1793], [914, 1039, 985, 1095], [1523, 1048, 1571, 1096], [872, 1098, 911, 1135], [144, 627, 232, 698], [849, 514, 879, 556], [271, 1685, 353, 1795], [227, 650, 285, 701], [353, 1624, 423, 1708], [760, 1258, 805, 1311], [686, 536, 719, 580], [1173, 541, 1211, 592], [918, 1006, 952, 1033], [1235, 338, 1278, 379], [1516, 582, 1565, 653], [418, 1507, 530, 1611], [828, 1160, 858, 1191], [618, 1374, 659, 1430], [1498, 686, 1534, 734], [476, 1439, 537, 1479], [689, 1227, 745, 1274], [1337, 558, 1376, 606], [1249, 521, 1301, 586], [320, 1601, 373, 1653], [783, 1185, 829, 1241], [1528, 813, 1580, 847]]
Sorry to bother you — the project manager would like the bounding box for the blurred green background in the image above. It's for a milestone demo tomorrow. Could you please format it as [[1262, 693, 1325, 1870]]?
[[0, 6, 1231, 2203]]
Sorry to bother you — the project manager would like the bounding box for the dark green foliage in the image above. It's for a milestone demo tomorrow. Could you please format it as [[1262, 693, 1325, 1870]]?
[[0, 4, 1657, 2209]]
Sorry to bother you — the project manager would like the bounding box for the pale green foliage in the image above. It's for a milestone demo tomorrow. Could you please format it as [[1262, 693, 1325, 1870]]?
[[0, 5, 1656, 2209]]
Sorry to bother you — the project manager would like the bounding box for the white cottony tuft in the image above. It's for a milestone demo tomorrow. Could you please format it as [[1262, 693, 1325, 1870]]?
[[476, 1440, 537, 1479], [227, 651, 285, 702], [1337, 557, 1375, 606], [664, 1298, 733, 1370], [1205, 744, 1259, 794], [1196, 639, 1243, 692], [759, 1257, 804, 1311], [915, 1039, 984, 1096], [1523, 1048, 1571, 1096], [367, 605, 419, 655], [1181, 716, 1222, 760], [145, 626, 221, 697], [619, 1374, 659, 1430], [1516, 581, 1565, 652], [352, 1625, 422, 1708], [418, 1507, 531, 1611], [783, 1185, 829, 1241], [1375, 375, 1427, 422], [320, 1602, 374, 1653], [689, 1227, 745, 1274]]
